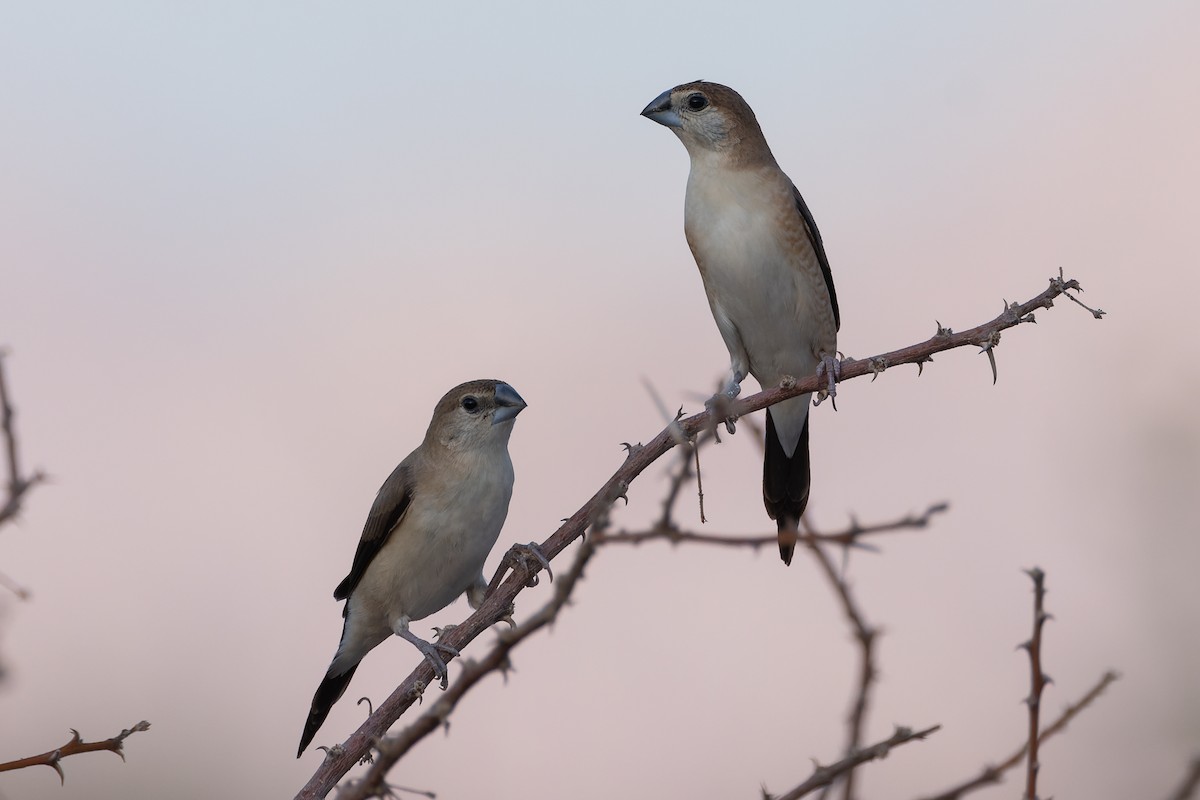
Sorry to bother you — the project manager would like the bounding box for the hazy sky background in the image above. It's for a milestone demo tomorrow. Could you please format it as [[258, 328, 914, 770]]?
[[2, 2, 1198, 798]]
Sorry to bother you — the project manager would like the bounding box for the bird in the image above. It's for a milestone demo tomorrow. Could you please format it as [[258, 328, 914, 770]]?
[[297, 379, 527, 757], [641, 81, 840, 566]]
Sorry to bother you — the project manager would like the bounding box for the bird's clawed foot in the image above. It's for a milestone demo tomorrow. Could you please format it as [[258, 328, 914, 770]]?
[[399, 627, 459, 690], [485, 542, 553, 600], [705, 382, 741, 436], [510, 542, 553, 586], [813, 354, 842, 409]]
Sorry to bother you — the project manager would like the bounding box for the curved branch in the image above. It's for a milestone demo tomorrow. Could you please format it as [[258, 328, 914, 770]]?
[[295, 273, 1100, 799]]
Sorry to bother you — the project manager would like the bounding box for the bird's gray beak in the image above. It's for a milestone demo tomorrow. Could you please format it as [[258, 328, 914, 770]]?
[[492, 382, 527, 425], [641, 89, 682, 129]]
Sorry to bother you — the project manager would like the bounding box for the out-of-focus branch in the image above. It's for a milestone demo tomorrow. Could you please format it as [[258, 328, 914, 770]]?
[[594, 502, 948, 553], [332, 538, 599, 800], [0, 569, 30, 600], [805, 535, 875, 800], [770, 725, 941, 800], [1166, 756, 1200, 800], [295, 273, 1100, 799], [912, 670, 1119, 800], [0, 350, 47, 530], [1021, 568, 1050, 800], [0, 721, 150, 782]]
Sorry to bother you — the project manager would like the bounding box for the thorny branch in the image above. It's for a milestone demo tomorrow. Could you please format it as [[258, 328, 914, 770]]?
[[1021, 568, 1050, 800], [0, 350, 47, 531], [771, 725, 942, 800], [911, 671, 1119, 800], [295, 273, 1102, 799], [0, 721, 151, 782]]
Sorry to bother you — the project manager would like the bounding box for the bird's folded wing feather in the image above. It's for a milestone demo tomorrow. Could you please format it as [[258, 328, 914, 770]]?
[[333, 461, 414, 603], [792, 185, 840, 331]]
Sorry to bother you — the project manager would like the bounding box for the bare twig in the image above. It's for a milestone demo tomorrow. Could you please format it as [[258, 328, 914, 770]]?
[[655, 427, 714, 529], [295, 274, 1098, 799], [771, 725, 941, 800], [1166, 757, 1200, 800], [0, 721, 151, 782], [0, 351, 47, 529], [1021, 567, 1050, 799], [912, 670, 1119, 800]]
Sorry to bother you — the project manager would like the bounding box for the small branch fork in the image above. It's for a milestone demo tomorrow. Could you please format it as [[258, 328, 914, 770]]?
[[912, 568, 1118, 800], [295, 274, 1101, 799], [0, 721, 151, 782], [0, 350, 47, 531], [912, 671, 1118, 800]]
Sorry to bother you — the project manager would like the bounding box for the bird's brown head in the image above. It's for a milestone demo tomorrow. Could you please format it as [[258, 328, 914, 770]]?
[[426, 379, 527, 450], [640, 80, 772, 166]]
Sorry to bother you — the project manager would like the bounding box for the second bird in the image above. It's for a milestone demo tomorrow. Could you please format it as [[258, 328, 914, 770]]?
[[641, 81, 840, 566], [298, 379, 527, 756]]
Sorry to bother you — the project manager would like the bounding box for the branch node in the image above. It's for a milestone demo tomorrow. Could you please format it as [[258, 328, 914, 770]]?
[[868, 357, 888, 381]]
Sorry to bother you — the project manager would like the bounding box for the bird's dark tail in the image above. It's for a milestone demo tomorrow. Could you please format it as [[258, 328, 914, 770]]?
[[297, 663, 359, 758], [763, 408, 811, 566]]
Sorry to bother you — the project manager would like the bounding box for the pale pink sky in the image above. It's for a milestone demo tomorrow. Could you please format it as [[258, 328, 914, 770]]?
[[2, 3, 1198, 799]]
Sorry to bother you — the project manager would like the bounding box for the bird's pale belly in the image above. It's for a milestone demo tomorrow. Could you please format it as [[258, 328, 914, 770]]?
[[357, 497, 507, 625], [705, 256, 823, 383]]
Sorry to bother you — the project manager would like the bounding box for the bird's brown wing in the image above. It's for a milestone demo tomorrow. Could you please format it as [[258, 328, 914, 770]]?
[[333, 462, 413, 607], [792, 185, 840, 331]]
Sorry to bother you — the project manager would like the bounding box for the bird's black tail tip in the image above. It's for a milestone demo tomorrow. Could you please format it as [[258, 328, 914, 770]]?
[[777, 517, 798, 566], [297, 664, 358, 758]]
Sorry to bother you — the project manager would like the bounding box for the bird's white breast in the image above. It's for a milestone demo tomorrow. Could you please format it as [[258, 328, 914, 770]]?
[[684, 162, 834, 383]]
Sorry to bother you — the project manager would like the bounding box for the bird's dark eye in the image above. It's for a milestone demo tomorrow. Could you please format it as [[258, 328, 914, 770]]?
[[686, 94, 708, 111], [461, 396, 479, 413]]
